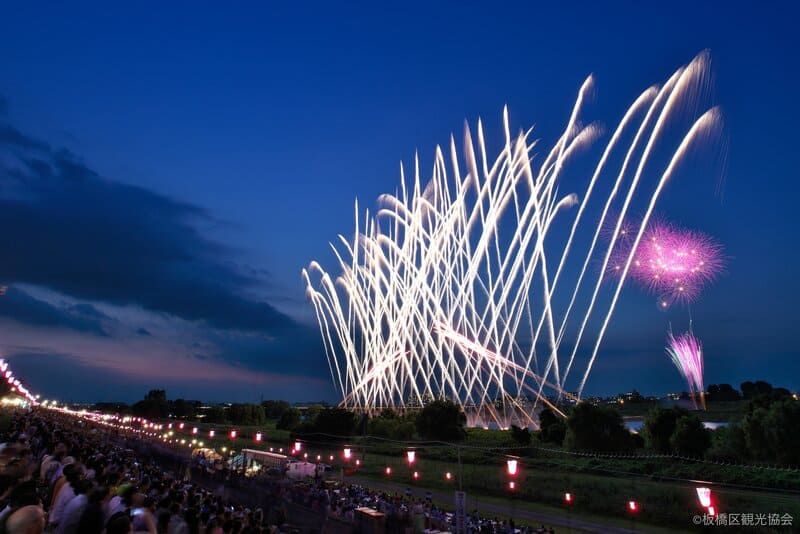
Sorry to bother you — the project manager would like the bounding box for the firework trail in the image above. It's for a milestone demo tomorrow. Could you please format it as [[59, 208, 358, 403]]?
[[303, 52, 720, 426], [608, 221, 724, 308], [666, 328, 705, 409]]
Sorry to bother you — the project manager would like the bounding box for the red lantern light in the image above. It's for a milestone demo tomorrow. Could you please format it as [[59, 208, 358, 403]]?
[[355, 459, 360, 466], [628, 501, 638, 513], [344, 448, 352, 459], [565, 493, 573, 504], [407, 450, 415, 464], [295, 441, 302, 451], [385, 467, 392, 475], [413, 471, 419, 480], [209, 430, 215, 438], [255, 432, 262, 442], [696, 487, 712, 508], [508, 481, 516, 490], [230, 430, 237, 439], [506, 459, 518, 476], [192, 427, 198, 434], [445, 472, 452, 481]]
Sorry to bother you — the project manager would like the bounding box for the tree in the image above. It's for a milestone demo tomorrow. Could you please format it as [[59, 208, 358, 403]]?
[[415, 400, 466, 441], [642, 406, 689, 453], [276, 408, 301, 431], [706, 384, 741, 402], [670, 415, 711, 457], [228, 404, 266, 426], [741, 393, 800, 464], [564, 403, 634, 452], [132, 390, 169, 419], [312, 408, 357, 436], [171, 399, 196, 419], [538, 407, 566, 445], [510, 425, 532, 445], [706, 425, 747, 463], [262, 400, 292, 419], [741, 380, 773, 400], [204, 405, 228, 424]]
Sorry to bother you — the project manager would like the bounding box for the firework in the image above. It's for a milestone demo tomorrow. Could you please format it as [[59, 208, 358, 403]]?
[[666, 329, 705, 409], [303, 53, 719, 426], [609, 222, 723, 308]]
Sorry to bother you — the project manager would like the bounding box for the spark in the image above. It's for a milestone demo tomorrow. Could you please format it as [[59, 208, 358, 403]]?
[[608, 221, 724, 307], [666, 329, 706, 409], [303, 52, 719, 425]]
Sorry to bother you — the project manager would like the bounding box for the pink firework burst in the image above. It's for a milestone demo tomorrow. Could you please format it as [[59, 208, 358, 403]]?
[[608, 221, 724, 308], [666, 329, 705, 409]]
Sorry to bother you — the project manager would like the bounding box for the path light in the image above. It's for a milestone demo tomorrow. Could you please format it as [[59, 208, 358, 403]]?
[[696, 487, 712, 508], [506, 459, 518, 476]]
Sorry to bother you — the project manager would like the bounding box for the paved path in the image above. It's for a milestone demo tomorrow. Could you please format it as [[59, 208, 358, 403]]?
[[346, 475, 643, 534]]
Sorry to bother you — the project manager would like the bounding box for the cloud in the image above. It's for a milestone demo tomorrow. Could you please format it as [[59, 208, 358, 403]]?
[[0, 286, 109, 336], [0, 118, 294, 335]]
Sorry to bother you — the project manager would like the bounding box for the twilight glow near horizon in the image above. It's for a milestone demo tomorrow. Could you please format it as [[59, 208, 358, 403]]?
[[0, 2, 797, 402]]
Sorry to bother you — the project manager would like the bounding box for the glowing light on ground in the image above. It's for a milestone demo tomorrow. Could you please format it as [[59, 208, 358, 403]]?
[[304, 53, 720, 426], [666, 328, 706, 409]]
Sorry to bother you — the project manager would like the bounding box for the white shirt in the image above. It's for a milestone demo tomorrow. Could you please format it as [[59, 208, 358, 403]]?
[[49, 482, 75, 525]]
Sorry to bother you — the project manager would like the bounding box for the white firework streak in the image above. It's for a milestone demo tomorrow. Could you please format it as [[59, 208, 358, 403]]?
[[302, 53, 720, 427]]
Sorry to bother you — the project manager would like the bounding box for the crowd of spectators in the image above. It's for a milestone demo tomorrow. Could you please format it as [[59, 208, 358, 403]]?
[[0, 408, 288, 533], [0, 407, 560, 534]]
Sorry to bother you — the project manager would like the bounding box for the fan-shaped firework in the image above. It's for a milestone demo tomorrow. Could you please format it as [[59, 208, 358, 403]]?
[[303, 53, 720, 426], [609, 222, 723, 308], [666, 329, 705, 409]]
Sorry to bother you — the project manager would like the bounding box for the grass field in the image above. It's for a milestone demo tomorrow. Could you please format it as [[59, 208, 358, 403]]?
[[157, 417, 799, 533]]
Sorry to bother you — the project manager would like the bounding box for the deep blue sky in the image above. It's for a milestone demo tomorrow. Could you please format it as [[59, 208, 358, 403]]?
[[0, 2, 797, 403]]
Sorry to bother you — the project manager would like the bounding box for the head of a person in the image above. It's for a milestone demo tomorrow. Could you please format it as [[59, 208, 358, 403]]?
[[5, 505, 45, 534], [106, 511, 132, 534]]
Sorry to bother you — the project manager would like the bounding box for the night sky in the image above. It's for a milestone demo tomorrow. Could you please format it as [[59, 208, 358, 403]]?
[[0, 2, 797, 403]]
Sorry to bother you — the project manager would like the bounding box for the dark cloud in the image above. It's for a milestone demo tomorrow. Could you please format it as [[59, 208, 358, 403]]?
[[0, 286, 108, 336], [0, 120, 295, 334], [136, 327, 151, 336]]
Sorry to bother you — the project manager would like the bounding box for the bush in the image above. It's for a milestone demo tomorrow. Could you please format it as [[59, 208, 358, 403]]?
[[670, 415, 710, 457]]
